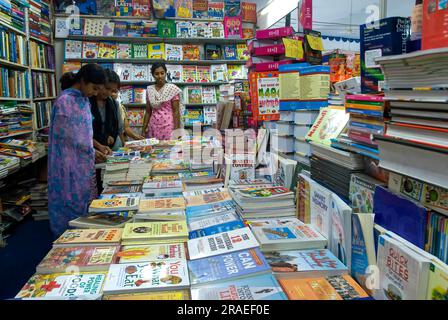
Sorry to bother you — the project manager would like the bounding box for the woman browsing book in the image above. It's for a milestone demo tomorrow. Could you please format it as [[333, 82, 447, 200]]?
[[142, 62, 182, 140], [48, 64, 107, 237]]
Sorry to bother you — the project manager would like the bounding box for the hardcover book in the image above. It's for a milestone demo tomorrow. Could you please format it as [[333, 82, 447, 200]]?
[[192, 22, 210, 38], [208, 1, 224, 19], [64, 40, 82, 60], [117, 43, 133, 59], [182, 45, 201, 61], [241, 1, 257, 23], [193, 0, 208, 18], [224, 0, 241, 17], [175, 0, 193, 18], [132, 44, 149, 59], [165, 44, 183, 61], [205, 44, 223, 60], [131, 64, 149, 82], [167, 65, 183, 82], [209, 22, 225, 38], [196, 66, 212, 82], [148, 43, 166, 59], [182, 66, 198, 82], [224, 16, 243, 39], [176, 21, 193, 38], [82, 42, 99, 59], [98, 42, 117, 59], [158, 19, 177, 38], [223, 44, 237, 60]]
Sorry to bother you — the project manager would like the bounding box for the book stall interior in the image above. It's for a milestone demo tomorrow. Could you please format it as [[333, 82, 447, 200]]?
[[0, 0, 447, 302]]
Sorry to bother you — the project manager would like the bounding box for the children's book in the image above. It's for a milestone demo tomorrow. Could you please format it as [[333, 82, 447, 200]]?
[[133, 0, 152, 16], [117, 43, 133, 59], [192, 22, 210, 38], [153, 0, 176, 18], [203, 105, 217, 124], [166, 65, 183, 82], [205, 44, 222, 60], [117, 243, 186, 263], [119, 86, 134, 104], [116, 0, 134, 16], [165, 44, 183, 61], [196, 66, 212, 82], [84, 19, 112, 36], [242, 1, 257, 23], [208, 1, 224, 19], [148, 43, 166, 59], [127, 21, 145, 37], [103, 260, 190, 294], [175, 0, 193, 18], [176, 21, 193, 38], [62, 62, 82, 74], [64, 40, 82, 59], [187, 227, 259, 260], [202, 87, 216, 104], [237, 43, 250, 60], [114, 64, 133, 82], [143, 21, 159, 37], [243, 27, 255, 40], [185, 86, 203, 104], [188, 248, 271, 285], [82, 42, 99, 59], [224, 16, 243, 39], [184, 109, 204, 125], [191, 274, 288, 300], [53, 229, 123, 247], [69, 19, 84, 36], [227, 65, 245, 80], [98, 42, 117, 59], [223, 44, 237, 60], [264, 249, 348, 278], [16, 273, 107, 299], [209, 21, 225, 38], [182, 66, 198, 82], [127, 110, 145, 126], [182, 44, 201, 61], [134, 88, 147, 103], [131, 65, 149, 82], [132, 44, 149, 59], [193, 0, 208, 18], [349, 173, 385, 213], [36, 246, 120, 274], [113, 21, 129, 37], [224, 0, 241, 17], [158, 19, 177, 38], [211, 64, 228, 82], [97, 0, 116, 15]]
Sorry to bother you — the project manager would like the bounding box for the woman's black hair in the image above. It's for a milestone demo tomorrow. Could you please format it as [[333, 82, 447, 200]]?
[[151, 62, 167, 76], [105, 69, 121, 87], [60, 64, 107, 89]]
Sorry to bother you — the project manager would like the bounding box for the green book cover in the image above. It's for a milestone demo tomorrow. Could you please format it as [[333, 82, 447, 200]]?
[[157, 20, 176, 38]]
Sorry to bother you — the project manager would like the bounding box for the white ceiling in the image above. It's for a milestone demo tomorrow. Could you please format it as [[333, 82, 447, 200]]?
[[253, 0, 416, 39]]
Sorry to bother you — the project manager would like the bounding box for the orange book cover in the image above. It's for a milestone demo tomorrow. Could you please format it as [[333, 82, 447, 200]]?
[[279, 275, 370, 300], [422, 0, 448, 50], [186, 191, 232, 207]]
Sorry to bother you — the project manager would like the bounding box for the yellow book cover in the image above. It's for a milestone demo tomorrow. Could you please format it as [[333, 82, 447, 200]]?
[[186, 191, 232, 207], [139, 198, 186, 212], [122, 221, 188, 241], [305, 107, 349, 146], [426, 261, 448, 300], [148, 43, 166, 60], [102, 290, 190, 300], [53, 229, 123, 246], [117, 243, 186, 263], [345, 102, 384, 111], [90, 197, 138, 211], [279, 275, 369, 300]]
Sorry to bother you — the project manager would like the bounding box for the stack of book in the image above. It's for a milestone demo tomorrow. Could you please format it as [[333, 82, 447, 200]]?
[[29, 183, 48, 220], [102, 157, 130, 187], [0, 154, 19, 179], [136, 197, 186, 222], [374, 48, 448, 189], [229, 186, 296, 219], [0, 102, 33, 137]]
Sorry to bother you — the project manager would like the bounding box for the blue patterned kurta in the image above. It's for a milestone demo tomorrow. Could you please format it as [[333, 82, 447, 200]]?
[[48, 89, 97, 236]]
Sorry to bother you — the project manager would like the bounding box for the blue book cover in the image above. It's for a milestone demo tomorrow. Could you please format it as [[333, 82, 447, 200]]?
[[264, 249, 348, 274], [374, 186, 428, 249], [114, 21, 129, 37], [186, 200, 236, 220], [191, 273, 288, 300], [278, 63, 310, 72], [188, 248, 271, 285], [189, 220, 246, 239], [224, 0, 241, 17]]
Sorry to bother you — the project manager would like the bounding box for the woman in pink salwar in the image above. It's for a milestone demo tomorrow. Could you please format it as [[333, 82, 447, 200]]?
[[142, 62, 182, 140], [48, 64, 107, 237]]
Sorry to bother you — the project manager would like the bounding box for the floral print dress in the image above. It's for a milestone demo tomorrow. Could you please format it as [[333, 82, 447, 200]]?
[[47, 89, 97, 237]]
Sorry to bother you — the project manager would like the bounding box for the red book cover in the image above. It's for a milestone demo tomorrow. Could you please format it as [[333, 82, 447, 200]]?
[[422, 0, 448, 50], [132, 0, 151, 16], [242, 2, 257, 23]]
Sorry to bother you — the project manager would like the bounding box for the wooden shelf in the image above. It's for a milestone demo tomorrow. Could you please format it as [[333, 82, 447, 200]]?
[[31, 67, 56, 73], [30, 36, 54, 46], [33, 97, 56, 102], [0, 59, 29, 70], [0, 131, 33, 139], [0, 97, 31, 102], [66, 58, 247, 65], [0, 19, 26, 36], [66, 35, 247, 44]]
